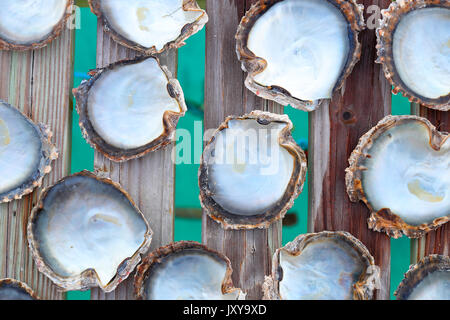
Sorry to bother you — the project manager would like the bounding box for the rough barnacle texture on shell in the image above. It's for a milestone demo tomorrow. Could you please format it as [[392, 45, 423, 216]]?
[[0, 279, 39, 300], [236, 0, 365, 111], [27, 171, 152, 292], [134, 241, 245, 300], [73, 56, 187, 162], [395, 255, 449, 300], [0, 0, 73, 51], [89, 0, 208, 55], [376, 0, 450, 111], [346, 115, 449, 239], [199, 111, 307, 229], [0, 100, 58, 204], [263, 231, 378, 300]]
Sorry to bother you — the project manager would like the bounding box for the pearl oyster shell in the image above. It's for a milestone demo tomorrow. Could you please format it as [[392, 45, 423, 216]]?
[[27, 171, 152, 292], [0, 100, 58, 204], [0, 0, 73, 51], [346, 115, 449, 238], [376, 0, 450, 111], [89, 0, 208, 55], [395, 255, 449, 300], [199, 111, 307, 229], [134, 241, 245, 300], [0, 279, 39, 300], [263, 231, 378, 300], [73, 56, 187, 162], [236, 0, 365, 111]]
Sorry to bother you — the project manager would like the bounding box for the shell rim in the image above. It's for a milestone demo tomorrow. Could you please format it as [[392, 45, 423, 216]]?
[[345, 115, 450, 239], [0, 278, 40, 300], [88, 0, 209, 55], [72, 55, 187, 163], [376, 0, 450, 111], [27, 170, 153, 292], [134, 241, 244, 300], [198, 110, 308, 230], [235, 0, 365, 112]]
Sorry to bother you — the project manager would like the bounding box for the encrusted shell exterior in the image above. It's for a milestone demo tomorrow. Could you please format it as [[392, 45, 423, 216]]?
[[89, 0, 208, 55], [346, 115, 449, 239], [395, 254, 449, 300], [27, 170, 153, 292], [73, 56, 187, 162], [0, 0, 74, 51], [235, 0, 365, 112], [134, 241, 245, 300], [199, 110, 308, 230], [0, 100, 58, 204], [262, 231, 379, 300], [0, 278, 40, 300], [376, 0, 450, 111]]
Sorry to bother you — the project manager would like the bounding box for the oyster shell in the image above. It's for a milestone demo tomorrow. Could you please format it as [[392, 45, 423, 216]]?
[[263, 231, 378, 300], [73, 56, 187, 162], [376, 0, 450, 111], [199, 111, 307, 229], [395, 255, 449, 300], [0, 100, 58, 204], [89, 0, 208, 55], [0, 0, 73, 51], [134, 241, 245, 300], [27, 170, 152, 292], [236, 0, 365, 111], [346, 115, 449, 238], [0, 279, 39, 300]]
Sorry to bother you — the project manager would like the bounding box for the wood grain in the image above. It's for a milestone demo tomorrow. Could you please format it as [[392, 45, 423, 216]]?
[[89, 21, 176, 300], [0, 28, 74, 299], [410, 104, 449, 261], [308, 0, 392, 300], [203, 0, 283, 299]]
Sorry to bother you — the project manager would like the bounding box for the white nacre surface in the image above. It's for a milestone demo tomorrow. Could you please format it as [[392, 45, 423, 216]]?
[[362, 122, 450, 226], [279, 237, 366, 300], [145, 249, 239, 300], [408, 270, 449, 300], [247, 0, 350, 101], [0, 0, 67, 44], [0, 102, 41, 196], [100, 0, 203, 50], [87, 58, 181, 150], [34, 175, 148, 287], [208, 119, 294, 216], [393, 7, 450, 100]]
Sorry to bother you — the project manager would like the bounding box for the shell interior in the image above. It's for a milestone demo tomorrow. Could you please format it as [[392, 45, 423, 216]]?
[[99, 0, 204, 50], [406, 270, 449, 300], [361, 121, 449, 226], [0, 0, 68, 45], [87, 57, 182, 150], [0, 282, 34, 300], [0, 101, 42, 198], [278, 236, 367, 300], [31, 174, 149, 288], [393, 7, 450, 100], [144, 248, 239, 300], [207, 119, 294, 216], [247, 0, 350, 101]]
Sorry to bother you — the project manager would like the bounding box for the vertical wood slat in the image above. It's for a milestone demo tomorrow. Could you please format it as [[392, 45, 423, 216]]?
[[90, 21, 176, 300], [0, 28, 74, 299], [308, 0, 392, 300], [410, 105, 449, 261], [203, 0, 283, 299]]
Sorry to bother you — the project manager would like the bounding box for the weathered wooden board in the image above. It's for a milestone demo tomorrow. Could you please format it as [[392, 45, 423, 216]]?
[[203, 0, 284, 299], [308, 0, 392, 300], [0, 28, 74, 299], [90, 21, 176, 300]]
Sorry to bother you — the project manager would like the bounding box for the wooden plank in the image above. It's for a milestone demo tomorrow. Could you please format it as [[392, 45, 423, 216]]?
[[308, 0, 392, 300], [90, 21, 176, 301], [410, 104, 449, 261], [0, 28, 74, 299], [203, 0, 283, 300]]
